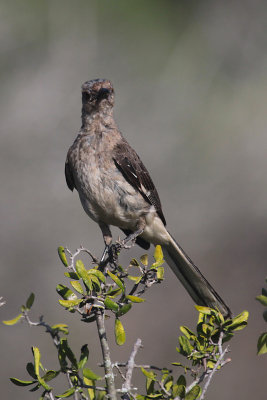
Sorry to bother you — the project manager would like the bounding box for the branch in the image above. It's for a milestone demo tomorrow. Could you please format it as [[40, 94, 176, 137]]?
[[199, 331, 230, 400], [66, 371, 79, 400], [95, 309, 117, 400], [121, 338, 142, 397], [65, 246, 99, 270], [23, 312, 61, 347]]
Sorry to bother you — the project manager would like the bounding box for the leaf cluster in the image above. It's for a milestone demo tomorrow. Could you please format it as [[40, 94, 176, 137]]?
[[4, 294, 105, 399], [135, 307, 248, 400], [57, 245, 165, 346], [3, 246, 249, 400]]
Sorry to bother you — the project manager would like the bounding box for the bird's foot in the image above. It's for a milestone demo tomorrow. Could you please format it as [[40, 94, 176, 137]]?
[[117, 240, 135, 249], [108, 243, 121, 264]]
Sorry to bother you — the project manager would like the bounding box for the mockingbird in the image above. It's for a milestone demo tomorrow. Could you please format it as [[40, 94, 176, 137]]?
[[65, 79, 231, 317]]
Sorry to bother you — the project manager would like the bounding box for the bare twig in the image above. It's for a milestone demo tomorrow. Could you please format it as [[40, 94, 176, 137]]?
[[95, 309, 117, 400], [198, 331, 230, 400], [47, 390, 56, 400], [111, 363, 166, 372], [66, 371, 79, 400], [158, 380, 171, 397], [65, 246, 99, 271], [23, 312, 61, 347], [122, 338, 142, 395]]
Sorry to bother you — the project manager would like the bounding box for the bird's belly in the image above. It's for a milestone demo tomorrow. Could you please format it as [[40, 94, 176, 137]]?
[[77, 166, 149, 229]]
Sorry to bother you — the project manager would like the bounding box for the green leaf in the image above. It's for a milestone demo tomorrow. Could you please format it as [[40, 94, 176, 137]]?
[[58, 345, 67, 371], [64, 272, 80, 280], [83, 368, 102, 381], [32, 346, 41, 377], [104, 298, 119, 312], [78, 344, 89, 369], [32, 347, 52, 391], [76, 260, 93, 291], [179, 336, 193, 356], [161, 368, 171, 382], [55, 387, 76, 398], [151, 259, 165, 268], [51, 323, 69, 334], [172, 384, 181, 397], [56, 284, 77, 300], [116, 303, 132, 317], [206, 360, 215, 369], [180, 326, 196, 340], [164, 375, 173, 392], [172, 362, 184, 367], [156, 267, 164, 280], [185, 384, 201, 400], [177, 374, 186, 386], [29, 384, 40, 392], [130, 258, 139, 266], [227, 310, 249, 331], [42, 370, 59, 382], [89, 274, 101, 291], [126, 295, 145, 303], [70, 281, 84, 294], [256, 295, 267, 306], [195, 306, 212, 315], [154, 245, 163, 262], [26, 362, 37, 379], [106, 287, 122, 298], [201, 323, 213, 335], [140, 368, 156, 380], [10, 377, 36, 386], [216, 311, 225, 324], [3, 313, 23, 325], [58, 246, 68, 267], [115, 318, 126, 345], [88, 269, 106, 283], [257, 332, 267, 355], [176, 375, 186, 399], [59, 299, 82, 308], [140, 254, 148, 266], [83, 376, 95, 400], [107, 270, 125, 291], [127, 275, 142, 284], [176, 375, 186, 398], [26, 293, 35, 309], [61, 338, 78, 368]]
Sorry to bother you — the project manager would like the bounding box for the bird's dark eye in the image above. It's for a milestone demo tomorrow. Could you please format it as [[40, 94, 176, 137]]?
[[82, 92, 91, 102], [97, 88, 110, 101]]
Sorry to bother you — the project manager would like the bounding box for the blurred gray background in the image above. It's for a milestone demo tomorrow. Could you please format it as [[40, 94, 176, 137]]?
[[1, 0, 266, 398]]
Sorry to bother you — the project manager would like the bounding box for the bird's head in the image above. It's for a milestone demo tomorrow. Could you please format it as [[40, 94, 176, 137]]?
[[81, 79, 114, 114]]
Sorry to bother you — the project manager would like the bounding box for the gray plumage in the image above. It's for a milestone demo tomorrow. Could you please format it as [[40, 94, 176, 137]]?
[[65, 79, 231, 318]]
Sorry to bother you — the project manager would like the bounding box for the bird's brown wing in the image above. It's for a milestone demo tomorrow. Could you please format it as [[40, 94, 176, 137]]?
[[65, 156, 76, 191], [113, 139, 166, 226]]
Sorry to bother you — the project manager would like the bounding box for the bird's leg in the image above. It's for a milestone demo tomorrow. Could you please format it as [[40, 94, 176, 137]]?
[[99, 222, 113, 265]]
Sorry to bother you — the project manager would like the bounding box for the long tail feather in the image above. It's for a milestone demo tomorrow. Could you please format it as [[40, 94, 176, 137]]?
[[162, 233, 231, 318]]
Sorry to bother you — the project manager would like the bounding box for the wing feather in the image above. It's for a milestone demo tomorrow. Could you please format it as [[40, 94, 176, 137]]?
[[113, 139, 166, 225]]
